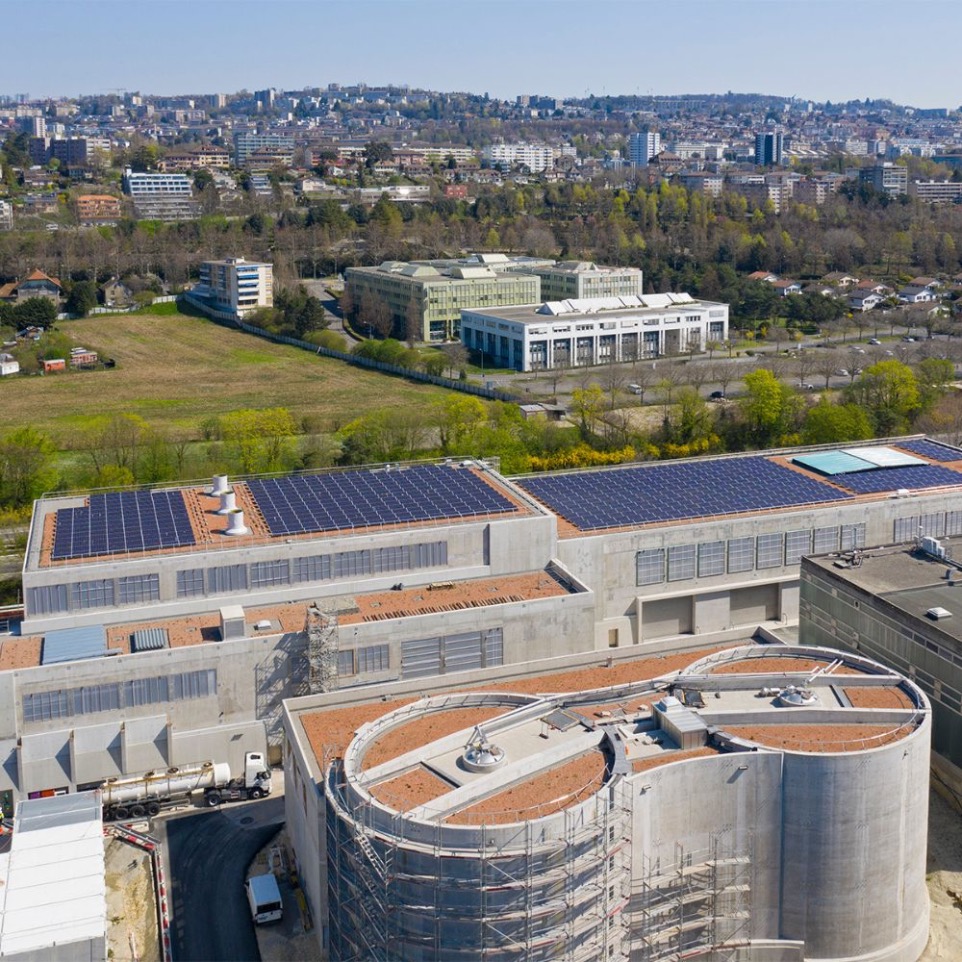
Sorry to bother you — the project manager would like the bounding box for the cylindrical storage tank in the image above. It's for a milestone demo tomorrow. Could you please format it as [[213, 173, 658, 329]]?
[[216, 490, 237, 515], [778, 719, 930, 961], [325, 694, 631, 962]]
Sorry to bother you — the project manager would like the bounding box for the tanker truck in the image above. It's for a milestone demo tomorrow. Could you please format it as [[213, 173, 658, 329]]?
[[100, 752, 272, 821]]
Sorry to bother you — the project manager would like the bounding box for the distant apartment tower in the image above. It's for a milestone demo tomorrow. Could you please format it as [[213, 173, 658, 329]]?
[[196, 258, 273, 318], [859, 163, 908, 197], [482, 143, 555, 172], [754, 132, 784, 167], [628, 129, 661, 166], [233, 132, 294, 166]]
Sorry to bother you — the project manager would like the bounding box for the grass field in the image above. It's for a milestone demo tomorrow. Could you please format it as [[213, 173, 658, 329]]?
[[0, 311, 449, 446]]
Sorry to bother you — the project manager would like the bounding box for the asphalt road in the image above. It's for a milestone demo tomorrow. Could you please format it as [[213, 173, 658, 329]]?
[[161, 796, 285, 962]]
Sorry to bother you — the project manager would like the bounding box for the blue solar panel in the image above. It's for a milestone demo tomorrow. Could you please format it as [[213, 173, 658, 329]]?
[[897, 439, 962, 463], [247, 464, 518, 536], [836, 464, 962, 494], [51, 490, 196, 560], [515, 456, 854, 531]]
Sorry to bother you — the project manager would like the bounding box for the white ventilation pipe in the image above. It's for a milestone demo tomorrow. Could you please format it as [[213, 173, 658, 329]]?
[[210, 474, 230, 496], [225, 509, 249, 536], [216, 490, 237, 515]]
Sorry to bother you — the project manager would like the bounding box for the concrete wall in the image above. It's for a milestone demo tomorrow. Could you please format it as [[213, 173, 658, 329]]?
[[22, 511, 556, 633], [559, 491, 962, 648], [800, 560, 962, 771], [0, 629, 304, 797], [778, 738, 931, 962]]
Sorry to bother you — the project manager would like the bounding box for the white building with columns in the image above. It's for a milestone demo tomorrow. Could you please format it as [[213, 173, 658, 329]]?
[[460, 294, 729, 371]]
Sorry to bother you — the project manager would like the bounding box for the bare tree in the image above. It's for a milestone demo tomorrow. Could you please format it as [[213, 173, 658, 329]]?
[[812, 350, 840, 389], [359, 292, 392, 339], [441, 343, 468, 378], [599, 364, 628, 410]]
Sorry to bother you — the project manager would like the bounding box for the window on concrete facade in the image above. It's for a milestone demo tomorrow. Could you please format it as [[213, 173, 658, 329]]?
[[250, 559, 290, 589], [293, 555, 332, 583], [756, 533, 783, 569], [727, 537, 754, 573], [26, 584, 69, 615], [668, 544, 696, 582], [697, 542, 725, 577], [70, 579, 114, 610], [893, 517, 919, 543], [176, 568, 205, 598], [920, 513, 946, 538], [337, 650, 356, 676], [785, 529, 813, 565], [947, 511, 962, 537], [208, 564, 248, 593], [636, 549, 666, 586], [840, 523, 866, 549], [813, 526, 839, 554], [356, 645, 390, 674], [118, 574, 160, 605]]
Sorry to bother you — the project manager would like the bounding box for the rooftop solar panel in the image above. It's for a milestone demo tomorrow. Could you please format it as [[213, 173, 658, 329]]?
[[897, 438, 962, 462], [50, 490, 196, 560], [836, 464, 962, 494], [247, 464, 518, 536], [515, 456, 853, 531]]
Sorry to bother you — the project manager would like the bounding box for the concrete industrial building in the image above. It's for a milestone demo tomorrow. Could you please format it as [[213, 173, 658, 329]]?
[[283, 643, 930, 961], [10, 436, 962, 818], [800, 533, 962, 778], [460, 293, 729, 371], [193, 257, 273, 318]]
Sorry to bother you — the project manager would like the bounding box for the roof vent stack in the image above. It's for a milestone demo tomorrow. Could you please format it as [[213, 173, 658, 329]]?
[[210, 474, 230, 497]]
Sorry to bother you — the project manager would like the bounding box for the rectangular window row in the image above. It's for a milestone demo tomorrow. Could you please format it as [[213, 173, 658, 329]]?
[[339, 644, 391, 677], [635, 524, 867, 586], [175, 541, 449, 599], [28, 574, 160, 616], [896, 511, 962, 543], [22, 668, 217, 724]]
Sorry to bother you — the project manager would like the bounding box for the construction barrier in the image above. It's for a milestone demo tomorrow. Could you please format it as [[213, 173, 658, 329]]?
[[106, 824, 173, 962]]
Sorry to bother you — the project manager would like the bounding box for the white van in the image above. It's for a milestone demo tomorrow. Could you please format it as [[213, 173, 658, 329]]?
[[246, 873, 283, 924]]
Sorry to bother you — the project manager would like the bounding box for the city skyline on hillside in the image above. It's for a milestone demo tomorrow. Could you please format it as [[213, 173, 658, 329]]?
[[3, 0, 962, 109]]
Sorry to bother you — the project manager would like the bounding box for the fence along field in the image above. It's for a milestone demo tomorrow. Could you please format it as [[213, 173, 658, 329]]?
[[0, 311, 449, 444]]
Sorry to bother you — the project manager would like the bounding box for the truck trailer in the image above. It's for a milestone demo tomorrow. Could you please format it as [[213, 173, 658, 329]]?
[[100, 752, 272, 820]]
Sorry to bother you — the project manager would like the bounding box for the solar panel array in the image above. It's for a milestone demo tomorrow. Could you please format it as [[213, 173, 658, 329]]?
[[897, 438, 962, 463], [516, 457, 853, 531], [836, 464, 962, 494], [52, 491, 195, 560], [247, 464, 517, 536]]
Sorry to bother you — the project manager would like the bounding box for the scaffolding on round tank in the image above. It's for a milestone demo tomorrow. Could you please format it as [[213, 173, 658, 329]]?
[[632, 832, 753, 961], [324, 761, 634, 961]]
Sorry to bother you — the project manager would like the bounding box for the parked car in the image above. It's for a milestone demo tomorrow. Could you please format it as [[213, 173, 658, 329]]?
[[627, 383, 643, 395], [868, 338, 881, 346], [835, 369, 849, 377], [903, 336, 916, 342], [709, 390, 726, 401]]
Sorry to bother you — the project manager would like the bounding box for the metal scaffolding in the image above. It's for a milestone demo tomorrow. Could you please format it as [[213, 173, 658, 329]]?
[[325, 768, 634, 961], [633, 832, 753, 961], [306, 602, 339, 694]]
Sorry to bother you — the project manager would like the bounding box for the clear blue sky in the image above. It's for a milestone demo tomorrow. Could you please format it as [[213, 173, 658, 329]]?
[[3, 0, 960, 108]]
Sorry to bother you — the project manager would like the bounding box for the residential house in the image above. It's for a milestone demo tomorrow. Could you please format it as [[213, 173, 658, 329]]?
[[746, 271, 779, 283], [101, 278, 135, 309], [899, 284, 938, 304], [849, 290, 884, 312], [772, 279, 802, 297], [822, 271, 860, 288], [0, 270, 63, 303]]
